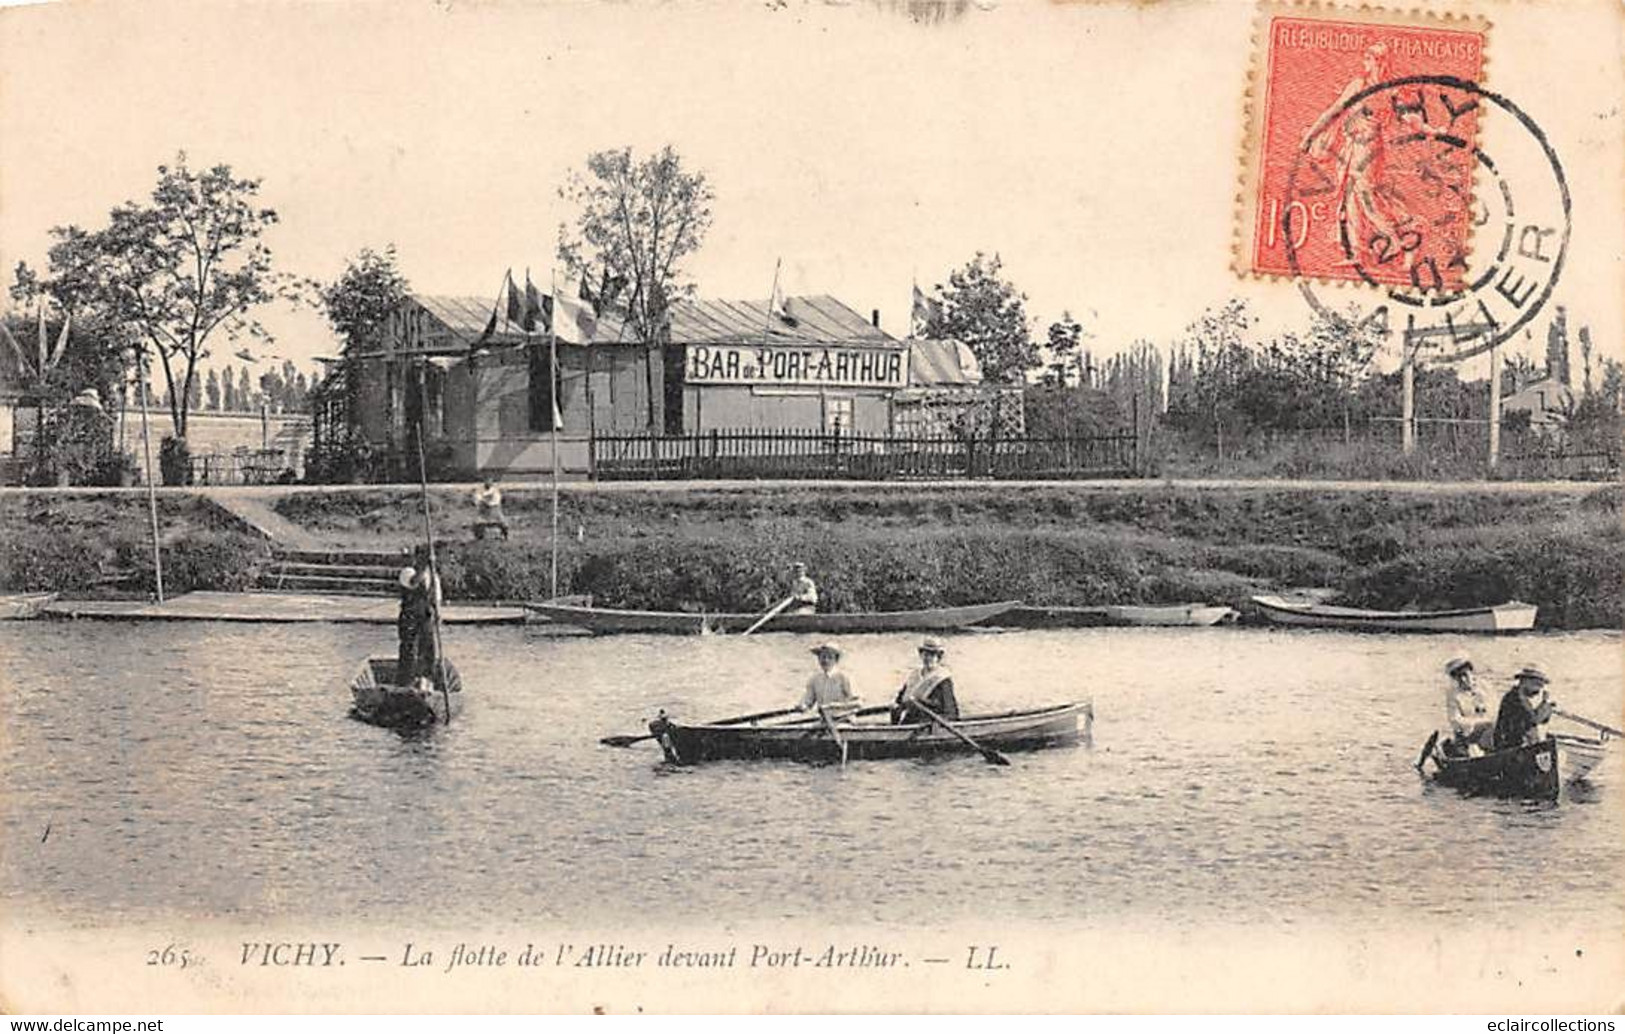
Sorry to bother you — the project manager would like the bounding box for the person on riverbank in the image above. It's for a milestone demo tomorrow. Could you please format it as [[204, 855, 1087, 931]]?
[[893, 637, 959, 724], [787, 562, 818, 615], [1493, 666, 1557, 751], [1443, 656, 1494, 756], [396, 564, 443, 689], [798, 642, 860, 718], [472, 478, 509, 540]]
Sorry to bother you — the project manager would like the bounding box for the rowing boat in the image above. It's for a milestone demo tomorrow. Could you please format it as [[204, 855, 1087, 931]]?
[[527, 599, 1021, 635], [645, 701, 1092, 764], [986, 603, 1237, 629], [0, 591, 58, 620], [1421, 733, 1609, 800], [350, 657, 464, 729], [1252, 595, 1538, 633]]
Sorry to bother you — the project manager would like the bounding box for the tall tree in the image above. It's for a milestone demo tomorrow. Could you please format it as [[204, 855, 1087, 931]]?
[[922, 252, 1037, 385], [559, 146, 715, 430], [321, 245, 411, 353], [205, 367, 221, 410], [222, 369, 239, 411], [238, 365, 255, 411], [1042, 312, 1084, 387], [33, 153, 303, 439]]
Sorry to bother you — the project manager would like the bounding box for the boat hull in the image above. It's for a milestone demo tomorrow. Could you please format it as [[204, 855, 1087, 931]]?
[[1423, 735, 1609, 800], [1253, 595, 1538, 633], [648, 701, 1092, 764], [0, 592, 58, 620], [529, 600, 1020, 635], [350, 657, 464, 729]]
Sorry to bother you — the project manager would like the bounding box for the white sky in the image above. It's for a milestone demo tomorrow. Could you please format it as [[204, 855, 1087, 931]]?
[[1, 0, 1620, 381]]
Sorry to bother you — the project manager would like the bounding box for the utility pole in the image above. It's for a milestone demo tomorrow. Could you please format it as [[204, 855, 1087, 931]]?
[[1487, 337, 1502, 470], [1400, 347, 1416, 456]]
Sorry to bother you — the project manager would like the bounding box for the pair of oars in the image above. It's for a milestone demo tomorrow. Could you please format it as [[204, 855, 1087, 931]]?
[[600, 701, 1012, 765]]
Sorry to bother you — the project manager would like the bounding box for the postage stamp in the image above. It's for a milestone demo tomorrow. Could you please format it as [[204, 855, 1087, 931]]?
[[1237, 3, 1489, 290]]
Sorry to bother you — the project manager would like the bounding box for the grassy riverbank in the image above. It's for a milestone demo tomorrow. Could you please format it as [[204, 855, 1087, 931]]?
[[0, 494, 272, 597], [278, 482, 1622, 629], [3, 483, 1617, 628]]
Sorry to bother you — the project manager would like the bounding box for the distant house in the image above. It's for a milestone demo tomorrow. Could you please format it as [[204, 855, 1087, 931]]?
[[1502, 375, 1573, 431], [314, 289, 1010, 480]]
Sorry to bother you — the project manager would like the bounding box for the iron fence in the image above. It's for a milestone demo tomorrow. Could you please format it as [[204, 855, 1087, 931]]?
[[589, 429, 1139, 481]]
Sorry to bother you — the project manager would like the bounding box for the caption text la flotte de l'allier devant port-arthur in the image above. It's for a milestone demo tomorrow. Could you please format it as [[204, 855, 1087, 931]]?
[[239, 941, 1010, 974]]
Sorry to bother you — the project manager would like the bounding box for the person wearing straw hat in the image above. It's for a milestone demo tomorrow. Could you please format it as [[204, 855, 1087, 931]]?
[[892, 636, 960, 724], [1492, 665, 1558, 751], [1442, 656, 1494, 757], [396, 562, 443, 690], [797, 642, 859, 718]]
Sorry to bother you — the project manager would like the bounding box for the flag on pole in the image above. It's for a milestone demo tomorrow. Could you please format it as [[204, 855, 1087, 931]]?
[[553, 292, 598, 344], [0, 320, 29, 375], [472, 269, 512, 348], [523, 272, 545, 334], [506, 271, 525, 329], [767, 258, 797, 327], [37, 303, 48, 378], [48, 311, 71, 369], [910, 283, 939, 337]]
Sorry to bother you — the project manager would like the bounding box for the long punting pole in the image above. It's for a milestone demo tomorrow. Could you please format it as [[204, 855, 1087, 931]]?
[[415, 423, 450, 724], [549, 271, 561, 599], [137, 361, 165, 603]]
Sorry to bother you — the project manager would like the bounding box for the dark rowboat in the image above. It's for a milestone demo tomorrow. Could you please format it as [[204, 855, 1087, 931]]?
[[1421, 732, 1609, 800], [528, 599, 1021, 635], [1253, 595, 1537, 633], [646, 701, 1092, 764], [350, 657, 464, 729]]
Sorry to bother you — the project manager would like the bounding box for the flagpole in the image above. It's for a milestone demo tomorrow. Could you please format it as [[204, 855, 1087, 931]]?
[[549, 271, 561, 599], [763, 257, 781, 339], [136, 354, 165, 603]]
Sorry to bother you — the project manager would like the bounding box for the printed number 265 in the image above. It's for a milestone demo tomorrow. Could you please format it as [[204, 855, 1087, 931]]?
[[146, 944, 192, 969]]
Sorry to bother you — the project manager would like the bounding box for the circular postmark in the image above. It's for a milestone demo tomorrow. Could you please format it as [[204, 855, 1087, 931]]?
[[1283, 75, 1570, 364]]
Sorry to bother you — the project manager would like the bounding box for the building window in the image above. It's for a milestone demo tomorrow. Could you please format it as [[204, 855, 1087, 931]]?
[[824, 395, 854, 435]]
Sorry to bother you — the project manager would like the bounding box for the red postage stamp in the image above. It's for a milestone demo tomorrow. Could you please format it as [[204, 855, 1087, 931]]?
[[1238, 4, 1488, 290]]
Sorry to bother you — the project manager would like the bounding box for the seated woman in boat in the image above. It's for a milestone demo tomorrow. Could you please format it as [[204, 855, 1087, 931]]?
[[1492, 666, 1556, 751], [1443, 656, 1494, 757], [788, 562, 819, 615], [892, 637, 959, 724], [798, 642, 860, 718]]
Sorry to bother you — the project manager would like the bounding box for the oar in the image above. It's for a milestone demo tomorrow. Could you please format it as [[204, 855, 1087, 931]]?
[[415, 425, 451, 726], [741, 596, 795, 636], [817, 704, 849, 767], [915, 703, 1010, 766], [1554, 709, 1623, 740], [1414, 730, 1440, 772], [599, 706, 802, 748]]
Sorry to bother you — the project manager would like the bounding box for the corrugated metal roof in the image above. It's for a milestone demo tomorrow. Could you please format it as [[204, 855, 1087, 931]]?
[[408, 292, 894, 348], [907, 338, 983, 387]]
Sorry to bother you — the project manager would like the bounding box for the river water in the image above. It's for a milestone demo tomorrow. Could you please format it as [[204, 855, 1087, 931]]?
[[1, 622, 1620, 932]]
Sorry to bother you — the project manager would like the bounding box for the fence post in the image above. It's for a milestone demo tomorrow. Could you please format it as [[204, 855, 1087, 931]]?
[[1132, 395, 1140, 476]]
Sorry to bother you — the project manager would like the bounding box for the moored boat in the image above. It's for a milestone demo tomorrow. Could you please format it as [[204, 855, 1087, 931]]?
[[527, 599, 1021, 635], [645, 700, 1092, 764], [985, 603, 1236, 629], [350, 657, 464, 729], [1252, 595, 1537, 633], [0, 591, 58, 620], [1421, 733, 1609, 800]]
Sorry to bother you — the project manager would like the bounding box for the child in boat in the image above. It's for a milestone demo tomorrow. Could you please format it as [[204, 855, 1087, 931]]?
[[799, 642, 860, 718], [1443, 657, 1494, 757], [892, 637, 960, 724]]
